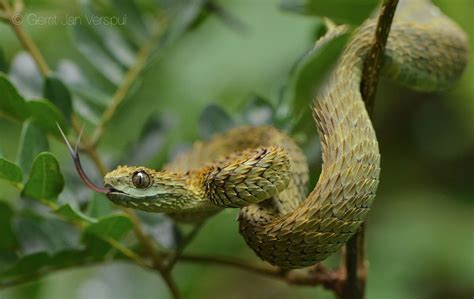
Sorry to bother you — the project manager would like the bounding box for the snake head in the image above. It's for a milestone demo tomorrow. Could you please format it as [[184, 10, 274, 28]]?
[[57, 124, 206, 213], [104, 166, 161, 198], [104, 166, 205, 213]]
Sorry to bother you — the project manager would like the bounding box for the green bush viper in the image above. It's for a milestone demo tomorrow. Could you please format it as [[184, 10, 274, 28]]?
[[63, 0, 468, 268]]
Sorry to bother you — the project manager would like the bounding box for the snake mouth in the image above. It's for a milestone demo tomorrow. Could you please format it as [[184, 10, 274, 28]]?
[[104, 184, 125, 194]]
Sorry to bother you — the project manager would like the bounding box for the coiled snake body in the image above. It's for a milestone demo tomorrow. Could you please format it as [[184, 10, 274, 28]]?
[[91, 1, 468, 268]]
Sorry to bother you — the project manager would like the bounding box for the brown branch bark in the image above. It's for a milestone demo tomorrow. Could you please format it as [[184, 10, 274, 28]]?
[[179, 254, 343, 293], [361, 0, 400, 118], [342, 1, 399, 299]]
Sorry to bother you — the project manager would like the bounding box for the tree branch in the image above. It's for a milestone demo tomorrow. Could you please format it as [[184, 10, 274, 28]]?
[[179, 254, 343, 293], [166, 222, 204, 270], [360, 0, 399, 117], [343, 1, 399, 299], [180, 254, 280, 277], [157, 270, 182, 299]]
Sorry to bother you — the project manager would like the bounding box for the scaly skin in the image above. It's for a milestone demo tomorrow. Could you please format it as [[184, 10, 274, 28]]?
[[103, 1, 468, 268]]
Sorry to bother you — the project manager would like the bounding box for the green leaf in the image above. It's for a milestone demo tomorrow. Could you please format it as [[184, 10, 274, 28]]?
[[47, 249, 90, 268], [138, 212, 178, 249], [287, 32, 349, 126], [55, 204, 96, 224], [87, 192, 115, 218], [280, 0, 379, 25], [8, 52, 43, 98], [84, 215, 133, 240], [110, 0, 149, 45], [0, 250, 90, 281], [22, 153, 64, 202], [0, 252, 50, 280], [0, 202, 18, 252], [79, 0, 136, 68], [198, 104, 235, 139], [16, 120, 49, 176], [13, 212, 79, 254], [43, 76, 73, 121], [57, 60, 111, 107], [0, 252, 18, 273], [162, 0, 208, 45], [27, 99, 68, 135], [92, 25, 136, 68], [0, 73, 29, 120], [0, 158, 22, 183], [0, 48, 7, 73], [124, 115, 169, 165], [82, 215, 133, 257], [0, 75, 68, 134], [72, 24, 125, 85], [56, 59, 110, 125], [203, 1, 248, 33]]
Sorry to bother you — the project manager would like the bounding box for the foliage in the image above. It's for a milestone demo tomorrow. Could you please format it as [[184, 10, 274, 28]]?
[[0, 0, 367, 293], [0, 0, 473, 299]]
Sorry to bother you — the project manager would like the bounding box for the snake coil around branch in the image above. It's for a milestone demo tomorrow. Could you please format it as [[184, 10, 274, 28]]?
[[63, 0, 468, 269]]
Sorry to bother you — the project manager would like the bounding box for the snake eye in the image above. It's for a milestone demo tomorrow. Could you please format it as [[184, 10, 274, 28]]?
[[132, 171, 151, 189]]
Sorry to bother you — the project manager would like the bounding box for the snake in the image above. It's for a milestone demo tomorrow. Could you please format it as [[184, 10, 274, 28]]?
[[62, 0, 468, 269]]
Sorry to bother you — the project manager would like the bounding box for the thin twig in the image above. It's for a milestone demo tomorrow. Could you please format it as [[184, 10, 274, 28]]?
[[166, 222, 205, 270], [343, 1, 399, 299], [124, 208, 164, 267], [179, 254, 343, 291], [0, 0, 51, 76], [180, 254, 283, 277]]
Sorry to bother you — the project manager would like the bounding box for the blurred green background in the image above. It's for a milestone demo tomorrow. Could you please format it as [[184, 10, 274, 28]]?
[[0, 0, 473, 298]]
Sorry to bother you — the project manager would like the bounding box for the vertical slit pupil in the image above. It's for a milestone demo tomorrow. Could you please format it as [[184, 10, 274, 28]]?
[[133, 171, 150, 188]]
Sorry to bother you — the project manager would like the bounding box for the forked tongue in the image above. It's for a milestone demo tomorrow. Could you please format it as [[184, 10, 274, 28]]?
[[57, 123, 111, 194]]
